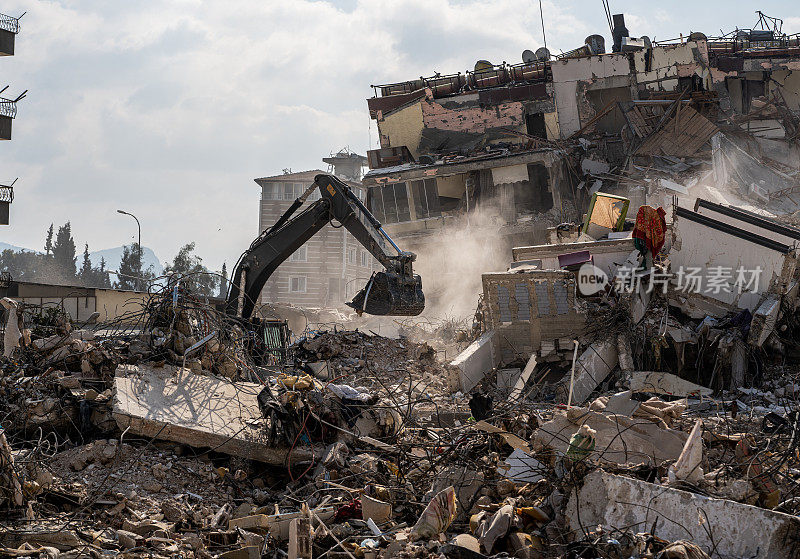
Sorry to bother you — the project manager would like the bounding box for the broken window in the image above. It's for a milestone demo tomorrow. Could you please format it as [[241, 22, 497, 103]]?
[[289, 246, 307, 262], [525, 113, 547, 139], [347, 247, 357, 265], [289, 276, 306, 293], [360, 250, 368, 267], [368, 186, 386, 223], [368, 183, 411, 224], [410, 178, 442, 219], [513, 164, 553, 214]]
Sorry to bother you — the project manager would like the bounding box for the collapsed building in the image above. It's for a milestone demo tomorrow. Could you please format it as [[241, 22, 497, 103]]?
[[5, 10, 800, 559], [363, 12, 800, 312]]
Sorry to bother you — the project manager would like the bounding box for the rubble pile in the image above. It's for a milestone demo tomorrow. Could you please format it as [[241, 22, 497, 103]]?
[[2, 276, 800, 559], [7, 23, 800, 559]]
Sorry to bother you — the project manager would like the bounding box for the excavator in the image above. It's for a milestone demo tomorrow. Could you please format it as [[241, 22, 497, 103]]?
[[225, 173, 425, 322]]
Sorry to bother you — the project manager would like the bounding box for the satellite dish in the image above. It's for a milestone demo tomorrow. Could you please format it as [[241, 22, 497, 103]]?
[[535, 47, 551, 61], [641, 35, 652, 49], [584, 34, 606, 55], [474, 60, 493, 72], [522, 49, 536, 63]]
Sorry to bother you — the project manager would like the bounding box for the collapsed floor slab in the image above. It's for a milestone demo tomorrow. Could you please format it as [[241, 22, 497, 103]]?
[[567, 470, 800, 559], [534, 406, 687, 466], [113, 365, 317, 465]]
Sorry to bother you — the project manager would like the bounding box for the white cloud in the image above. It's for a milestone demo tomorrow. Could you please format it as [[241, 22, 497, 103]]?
[[0, 0, 794, 272]]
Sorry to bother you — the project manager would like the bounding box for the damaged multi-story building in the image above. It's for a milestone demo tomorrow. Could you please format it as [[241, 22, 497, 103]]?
[[433, 11, 800, 402], [363, 11, 800, 310], [254, 150, 376, 311]]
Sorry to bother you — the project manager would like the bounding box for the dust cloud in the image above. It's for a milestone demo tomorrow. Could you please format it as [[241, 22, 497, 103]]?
[[412, 209, 513, 321]]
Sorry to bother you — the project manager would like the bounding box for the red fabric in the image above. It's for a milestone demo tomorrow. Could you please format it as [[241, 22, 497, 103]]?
[[334, 499, 362, 521], [632, 205, 667, 257]]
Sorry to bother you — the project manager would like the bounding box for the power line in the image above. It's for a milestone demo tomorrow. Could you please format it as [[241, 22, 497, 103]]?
[[538, 0, 547, 50], [602, 0, 613, 34]]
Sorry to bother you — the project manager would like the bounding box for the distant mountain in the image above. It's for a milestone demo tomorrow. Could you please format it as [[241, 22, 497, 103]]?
[[0, 241, 37, 253], [89, 246, 164, 276]]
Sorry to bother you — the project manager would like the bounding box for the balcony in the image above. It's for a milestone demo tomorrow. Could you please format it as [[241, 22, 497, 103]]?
[[0, 12, 21, 56], [0, 89, 27, 140], [0, 180, 14, 225]]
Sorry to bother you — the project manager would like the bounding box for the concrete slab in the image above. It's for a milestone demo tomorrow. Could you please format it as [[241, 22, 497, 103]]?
[[534, 407, 687, 466], [564, 336, 618, 405], [113, 365, 316, 465], [567, 470, 800, 559], [630, 371, 712, 397], [449, 331, 496, 393]]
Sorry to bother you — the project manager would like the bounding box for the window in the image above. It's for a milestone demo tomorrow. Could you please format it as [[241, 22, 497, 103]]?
[[262, 183, 279, 200], [409, 178, 441, 219], [360, 250, 368, 267], [515, 284, 531, 321], [289, 276, 306, 293], [497, 285, 512, 323], [368, 186, 386, 223], [290, 246, 307, 262], [347, 247, 357, 265], [367, 183, 411, 224], [328, 277, 341, 302]]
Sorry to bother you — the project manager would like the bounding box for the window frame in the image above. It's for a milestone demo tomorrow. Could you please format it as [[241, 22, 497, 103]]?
[[290, 245, 308, 262], [289, 276, 307, 293]]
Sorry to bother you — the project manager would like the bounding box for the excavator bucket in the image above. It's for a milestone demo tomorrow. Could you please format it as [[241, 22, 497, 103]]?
[[347, 272, 425, 316]]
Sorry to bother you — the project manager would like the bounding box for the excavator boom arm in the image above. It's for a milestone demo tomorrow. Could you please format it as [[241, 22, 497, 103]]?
[[226, 174, 424, 319]]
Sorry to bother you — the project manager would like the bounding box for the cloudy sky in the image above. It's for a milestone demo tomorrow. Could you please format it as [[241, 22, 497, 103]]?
[[0, 0, 798, 271]]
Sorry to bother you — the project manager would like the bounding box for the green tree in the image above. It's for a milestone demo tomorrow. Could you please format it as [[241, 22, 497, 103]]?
[[52, 222, 77, 278], [97, 257, 112, 288], [79, 243, 92, 281], [165, 242, 217, 296], [116, 243, 154, 290], [44, 224, 54, 256]]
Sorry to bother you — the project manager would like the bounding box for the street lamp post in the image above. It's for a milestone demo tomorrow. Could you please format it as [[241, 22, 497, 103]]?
[[116, 209, 142, 291]]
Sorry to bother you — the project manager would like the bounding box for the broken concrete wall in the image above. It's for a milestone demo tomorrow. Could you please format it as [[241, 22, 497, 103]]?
[[113, 365, 317, 465], [448, 330, 497, 393], [567, 470, 800, 559], [481, 270, 585, 363], [563, 336, 618, 405], [512, 238, 635, 279], [377, 100, 425, 158], [551, 53, 632, 137], [632, 40, 709, 91], [376, 86, 557, 158], [709, 53, 800, 116], [694, 198, 800, 250], [670, 205, 798, 313]]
